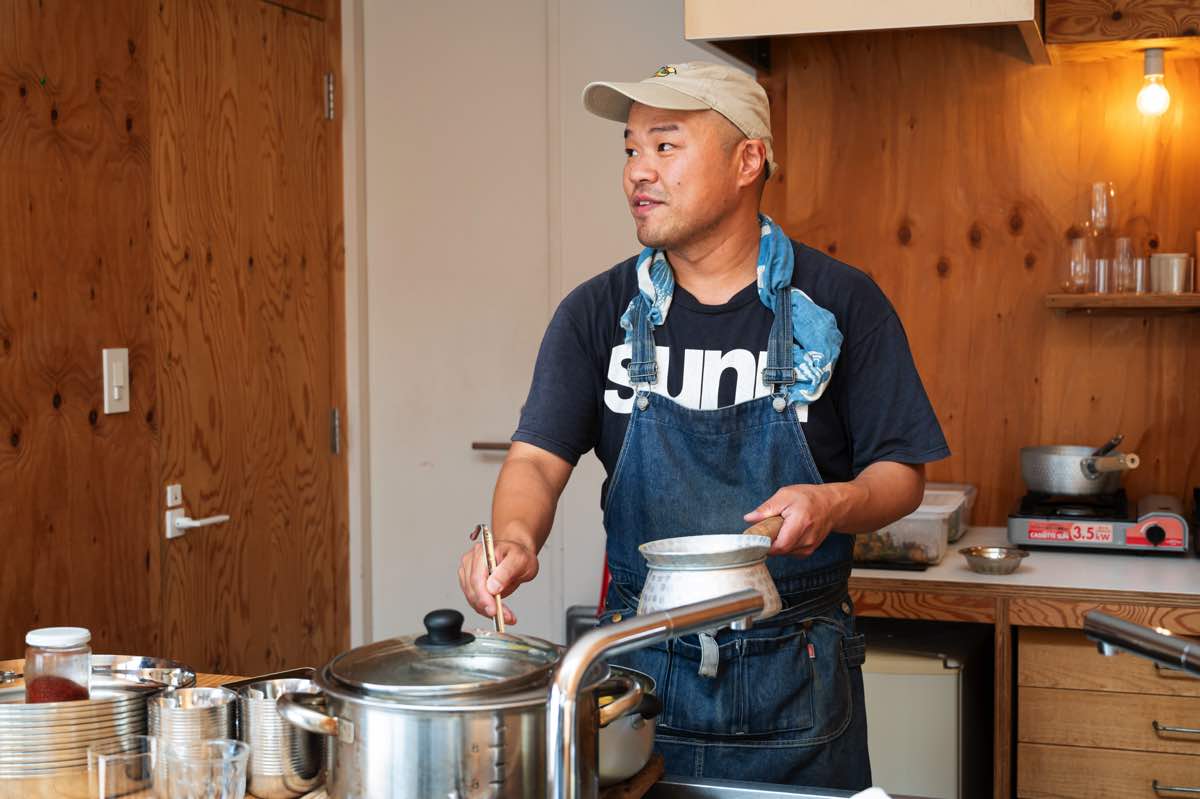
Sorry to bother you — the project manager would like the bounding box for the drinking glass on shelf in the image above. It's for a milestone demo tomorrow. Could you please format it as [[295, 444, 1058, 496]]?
[[1094, 258, 1111, 293], [1065, 237, 1091, 292], [88, 735, 157, 798], [1113, 237, 1137, 293], [1090, 181, 1116, 232], [161, 739, 250, 799], [1133, 257, 1148, 293]]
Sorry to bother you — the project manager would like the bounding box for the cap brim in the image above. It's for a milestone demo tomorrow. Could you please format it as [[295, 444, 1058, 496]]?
[[582, 81, 711, 123]]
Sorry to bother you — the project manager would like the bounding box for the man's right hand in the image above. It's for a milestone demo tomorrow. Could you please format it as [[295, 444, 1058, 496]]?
[[457, 533, 540, 626]]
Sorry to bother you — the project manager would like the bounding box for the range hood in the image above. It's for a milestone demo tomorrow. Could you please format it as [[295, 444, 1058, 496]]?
[[684, 0, 1049, 65]]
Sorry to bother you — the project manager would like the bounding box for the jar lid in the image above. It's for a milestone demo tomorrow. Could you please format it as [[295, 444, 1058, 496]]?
[[326, 609, 559, 701], [25, 627, 91, 648]]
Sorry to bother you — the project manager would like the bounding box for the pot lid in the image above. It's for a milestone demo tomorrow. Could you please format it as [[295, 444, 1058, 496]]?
[[326, 609, 560, 700]]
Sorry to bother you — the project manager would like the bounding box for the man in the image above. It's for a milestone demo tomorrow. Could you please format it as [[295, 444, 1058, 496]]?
[[458, 61, 949, 789]]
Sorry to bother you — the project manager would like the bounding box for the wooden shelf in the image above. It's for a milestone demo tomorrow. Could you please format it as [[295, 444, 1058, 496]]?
[[1045, 293, 1200, 314]]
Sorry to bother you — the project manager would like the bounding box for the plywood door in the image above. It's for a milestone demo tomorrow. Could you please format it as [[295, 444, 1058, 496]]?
[[151, 0, 343, 674], [0, 0, 159, 655]]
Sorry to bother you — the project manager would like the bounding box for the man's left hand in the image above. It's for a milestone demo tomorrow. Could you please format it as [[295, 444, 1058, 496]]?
[[743, 483, 858, 558]]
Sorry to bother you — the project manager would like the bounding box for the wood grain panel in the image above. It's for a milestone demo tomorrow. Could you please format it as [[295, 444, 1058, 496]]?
[[850, 588, 996, 622], [1020, 685, 1200, 755], [323, 0, 350, 662], [0, 0, 158, 657], [1009, 597, 1200, 634], [260, 0, 327, 21], [1045, 0, 1200, 42], [1017, 741, 1200, 798], [151, 0, 339, 675], [1049, 35, 1200, 63], [1020, 626, 1200, 696], [995, 598, 1014, 799], [763, 27, 1200, 526]]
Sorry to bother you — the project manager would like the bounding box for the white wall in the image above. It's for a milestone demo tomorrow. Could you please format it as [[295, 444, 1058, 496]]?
[[549, 2, 742, 621], [352, 0, 737, 644]]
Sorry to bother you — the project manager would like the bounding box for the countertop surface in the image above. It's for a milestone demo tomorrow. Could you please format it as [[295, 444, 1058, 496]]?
[[850, 526, 1199, 599]]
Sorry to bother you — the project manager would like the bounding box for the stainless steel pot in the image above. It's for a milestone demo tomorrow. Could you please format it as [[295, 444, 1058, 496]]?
[[597, 667, 659, 787], [1020, 445, 1140, 496], [276, 609, 641, 799]]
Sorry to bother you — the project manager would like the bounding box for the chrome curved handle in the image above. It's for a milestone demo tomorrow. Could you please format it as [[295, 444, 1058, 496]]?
[[1153, 780, 1200, 795], [277, 691, 344, 740], [595, 673, 643, 728]]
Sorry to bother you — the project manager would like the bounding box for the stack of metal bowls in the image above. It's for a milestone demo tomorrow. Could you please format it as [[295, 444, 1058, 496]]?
[[0, 677, 152, 778], [149, 686, 238, 750], [237, 677, 326, 798]]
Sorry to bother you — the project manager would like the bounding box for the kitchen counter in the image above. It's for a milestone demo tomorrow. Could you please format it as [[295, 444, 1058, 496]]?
[[853, 525, 1199, 598], [847, 526, 1200, 799]]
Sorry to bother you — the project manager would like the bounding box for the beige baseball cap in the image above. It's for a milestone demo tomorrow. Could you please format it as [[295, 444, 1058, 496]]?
[[582, 61, 776, 177]]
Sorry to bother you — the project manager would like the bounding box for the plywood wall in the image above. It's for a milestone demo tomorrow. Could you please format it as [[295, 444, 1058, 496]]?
[[762, 26, 1200, 525], [0, 1, 159, 654], [0, 0, 346, 673]]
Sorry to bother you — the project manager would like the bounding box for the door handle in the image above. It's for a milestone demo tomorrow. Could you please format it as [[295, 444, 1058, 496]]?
[[165, 508, 231, 539]]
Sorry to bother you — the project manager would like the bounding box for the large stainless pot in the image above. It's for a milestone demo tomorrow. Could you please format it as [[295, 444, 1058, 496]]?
[[1020, 445, 1140, 496], [276, 609, 641, 799]]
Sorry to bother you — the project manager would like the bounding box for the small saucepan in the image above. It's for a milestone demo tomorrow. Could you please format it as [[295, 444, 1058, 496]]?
[[598, 666, 661, 786], [1021, 438, 1140, 496]]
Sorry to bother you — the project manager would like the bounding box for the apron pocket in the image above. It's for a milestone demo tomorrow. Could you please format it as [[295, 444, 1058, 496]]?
[[662, 629, 816, 737]]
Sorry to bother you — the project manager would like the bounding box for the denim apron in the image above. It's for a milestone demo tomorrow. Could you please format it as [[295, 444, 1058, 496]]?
[[600, 289, 872, 790]]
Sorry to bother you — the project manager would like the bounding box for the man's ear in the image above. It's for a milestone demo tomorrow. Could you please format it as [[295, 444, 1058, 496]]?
[[737, 139, 768, 187]]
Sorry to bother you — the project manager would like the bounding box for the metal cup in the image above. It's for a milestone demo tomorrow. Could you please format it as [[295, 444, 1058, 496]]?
[[236, 678, 326, 799], [1150, 253, 1194, 293], [149, 687, 238, 750]]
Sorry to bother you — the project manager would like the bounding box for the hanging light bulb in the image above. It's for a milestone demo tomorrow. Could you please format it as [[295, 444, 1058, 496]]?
[[1136, 48, 1170, 116]]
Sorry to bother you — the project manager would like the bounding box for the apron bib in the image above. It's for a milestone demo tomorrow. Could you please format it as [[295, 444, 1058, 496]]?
[[600, 288, 871, 789]]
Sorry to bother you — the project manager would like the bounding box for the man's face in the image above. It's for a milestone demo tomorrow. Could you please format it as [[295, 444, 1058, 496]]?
[[623, 104, 744, 250]]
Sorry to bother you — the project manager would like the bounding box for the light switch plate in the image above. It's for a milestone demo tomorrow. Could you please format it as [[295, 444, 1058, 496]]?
[[102, 348, 130, 414], [166, 484, 183, 508]]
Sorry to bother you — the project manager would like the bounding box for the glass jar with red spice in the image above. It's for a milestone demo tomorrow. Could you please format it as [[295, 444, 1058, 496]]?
[[24, 627, 91, 703]]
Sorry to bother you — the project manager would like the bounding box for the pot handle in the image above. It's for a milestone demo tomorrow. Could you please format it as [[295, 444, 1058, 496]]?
[[1081, 453, 1140, 479], [277, 691, 340, 738], [595, 674, 643, 728]]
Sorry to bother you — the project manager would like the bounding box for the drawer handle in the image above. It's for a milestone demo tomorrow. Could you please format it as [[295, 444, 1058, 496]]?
[[1153, 780, 1200, 795], [471, 442, 512, 451], [1155, 663, 1200, 681], [1153, 720, 1200, 737]]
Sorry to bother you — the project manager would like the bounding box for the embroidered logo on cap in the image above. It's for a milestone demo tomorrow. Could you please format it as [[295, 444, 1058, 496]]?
[[653, 65, 677, 77]]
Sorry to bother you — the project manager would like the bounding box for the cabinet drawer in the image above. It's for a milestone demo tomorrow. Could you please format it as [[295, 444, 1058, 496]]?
[[1019, 627, 1200, 697], [1017, 742, 1200, 798], [1020, 686, 1200, 755]]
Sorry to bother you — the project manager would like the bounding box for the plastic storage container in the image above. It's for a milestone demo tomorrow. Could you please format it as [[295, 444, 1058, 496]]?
[[925, 482, 976, 543], [24, 627, 91, 703], [854, 489, 971, 565]]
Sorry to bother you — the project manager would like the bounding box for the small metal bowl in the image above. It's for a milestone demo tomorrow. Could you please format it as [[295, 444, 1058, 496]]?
[[960, 545, 1029, 575]]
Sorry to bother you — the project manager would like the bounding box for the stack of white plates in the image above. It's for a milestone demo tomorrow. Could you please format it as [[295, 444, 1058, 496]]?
[[0, 679, 152, 778], [149, 687, 237, 751]]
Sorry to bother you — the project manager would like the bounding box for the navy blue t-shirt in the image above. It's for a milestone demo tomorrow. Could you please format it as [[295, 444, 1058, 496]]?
[[513, 240, 950, 507]]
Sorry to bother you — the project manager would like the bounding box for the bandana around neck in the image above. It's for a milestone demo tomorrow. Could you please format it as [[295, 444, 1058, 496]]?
[[618, 214, 842, 405]]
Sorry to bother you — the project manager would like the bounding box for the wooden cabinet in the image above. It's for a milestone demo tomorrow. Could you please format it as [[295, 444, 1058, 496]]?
[[1017, 627, 1200, 798]]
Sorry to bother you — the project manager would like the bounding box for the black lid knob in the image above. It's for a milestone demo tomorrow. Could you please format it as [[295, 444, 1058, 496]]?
[[415, 609, 475, 649]]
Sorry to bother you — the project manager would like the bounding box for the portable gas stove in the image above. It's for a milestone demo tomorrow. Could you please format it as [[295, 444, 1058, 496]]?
[[1007, 491, 1191, 554]]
